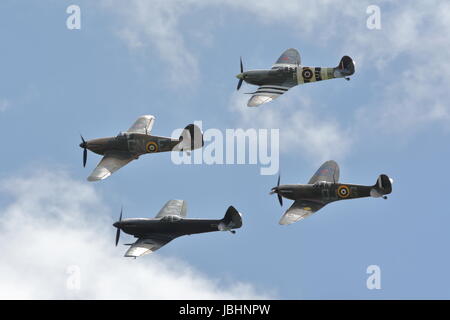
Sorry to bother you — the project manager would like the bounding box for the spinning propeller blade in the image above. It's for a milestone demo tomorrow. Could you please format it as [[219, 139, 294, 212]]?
[[276, 175, 283, 207], [80, 135, 87, 167], [270, 174, 283, 207], [236, 57, 244, 91], [115, 207, 123, 247]]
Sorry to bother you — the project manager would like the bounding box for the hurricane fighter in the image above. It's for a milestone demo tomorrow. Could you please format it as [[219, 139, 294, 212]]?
[[79, 115, 203, 181]]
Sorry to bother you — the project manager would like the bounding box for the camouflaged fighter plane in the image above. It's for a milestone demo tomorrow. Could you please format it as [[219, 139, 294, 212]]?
[[270, 160, 393, 225], [113, 200, 243, 258], [79, 115, 203, 181], [236, 48, 355, 107]]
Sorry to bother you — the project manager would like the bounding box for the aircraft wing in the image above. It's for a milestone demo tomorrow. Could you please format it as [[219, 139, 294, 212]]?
[[308, 160, 340, 184], [279, 200, 325, 225], [87, 151, 135, 181], [155, 199, 187, 218], [126, 115, 155, 135], [272, 48, 301, 68], [124, 235, 174, 257], [247, 85, 292, 107]]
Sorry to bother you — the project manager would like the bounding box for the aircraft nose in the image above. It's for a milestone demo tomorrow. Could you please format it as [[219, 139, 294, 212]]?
[[236, 73, 244, 80], [113, 221, 120, 228]]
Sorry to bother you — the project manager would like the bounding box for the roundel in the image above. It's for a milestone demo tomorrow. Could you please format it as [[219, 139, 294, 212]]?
[[337, 185, 350, 198], [146, 141, 158, 153], [302, 68, 313, 80]]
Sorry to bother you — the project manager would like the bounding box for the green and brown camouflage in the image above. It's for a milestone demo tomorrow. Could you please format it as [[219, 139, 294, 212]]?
[[113, 200, 243, 258], [270, 160, 393, 225], [236, 48, 355, 107], [79, 116, 203, 181]]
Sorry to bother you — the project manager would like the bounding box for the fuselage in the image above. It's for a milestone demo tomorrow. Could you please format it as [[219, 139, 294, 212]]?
[[237, 68, 297, 87], [80, 133, 180, 156], [237, 64, 344, 88], [276, 182, 372, 204], [114, 217, 223, 238]]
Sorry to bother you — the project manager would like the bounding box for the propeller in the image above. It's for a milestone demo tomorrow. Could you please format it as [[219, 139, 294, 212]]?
[[115, 207, 123, 247], [79, 135, 87, 167], [236, 57, 244, 90], [269, 174, 283, 207]]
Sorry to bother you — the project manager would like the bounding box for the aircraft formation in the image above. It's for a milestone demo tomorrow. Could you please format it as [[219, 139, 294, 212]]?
[[79, 48, 393, 258]]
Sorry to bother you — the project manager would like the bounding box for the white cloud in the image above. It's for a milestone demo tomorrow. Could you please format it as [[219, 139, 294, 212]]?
[[101, 0, 361, 86], [347, 1, 450, 133], [0, 170, 271, 299], [229, 93, 353, 162], [101, 0, 450, 146], [102, 0, 201, 87]]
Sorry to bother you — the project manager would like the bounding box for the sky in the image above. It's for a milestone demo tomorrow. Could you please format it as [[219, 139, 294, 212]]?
[[0, 0, 450, 299]]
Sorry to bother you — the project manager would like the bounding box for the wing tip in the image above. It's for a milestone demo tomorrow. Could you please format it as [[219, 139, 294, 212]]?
[[87, 172, 110, 182], [247, 96, 273, 107]]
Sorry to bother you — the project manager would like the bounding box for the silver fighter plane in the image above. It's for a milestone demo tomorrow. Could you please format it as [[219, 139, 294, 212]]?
[[113, 200, 243, 258], [236, 48, 355, 107]]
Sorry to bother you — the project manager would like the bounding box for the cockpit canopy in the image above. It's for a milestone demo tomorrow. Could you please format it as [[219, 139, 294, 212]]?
[[160, 215, 182, 222], [116, 132, 128, 138], [313, 181, 332, 188]]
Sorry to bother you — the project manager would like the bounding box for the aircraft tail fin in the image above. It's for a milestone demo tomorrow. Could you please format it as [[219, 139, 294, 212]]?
[[334, 56, 355, 78], [370, 174, 393, 198], [174, 124, 204, 151], [219, 206, 243, 233]]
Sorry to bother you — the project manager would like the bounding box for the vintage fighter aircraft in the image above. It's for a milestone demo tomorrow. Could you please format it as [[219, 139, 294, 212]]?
[[270, 160, 393, 225], [113, 200, 243, 258], [79, 115, 203, 181], [236, 48, 355, 107]]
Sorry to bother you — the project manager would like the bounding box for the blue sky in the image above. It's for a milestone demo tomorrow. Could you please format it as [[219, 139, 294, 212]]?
[[1, 1, 450, 299]]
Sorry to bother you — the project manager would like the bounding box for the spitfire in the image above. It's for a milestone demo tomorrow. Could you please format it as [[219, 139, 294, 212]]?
[[270, 160, 393, 225], [236, 48, 355, 107], [113, 200, 243, 258], [79, 115, 204, 181]]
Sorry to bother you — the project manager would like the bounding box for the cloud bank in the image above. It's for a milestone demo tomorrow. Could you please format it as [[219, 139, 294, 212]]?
[[0, 170, 270, 299], [228, 93, 353, 162]]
